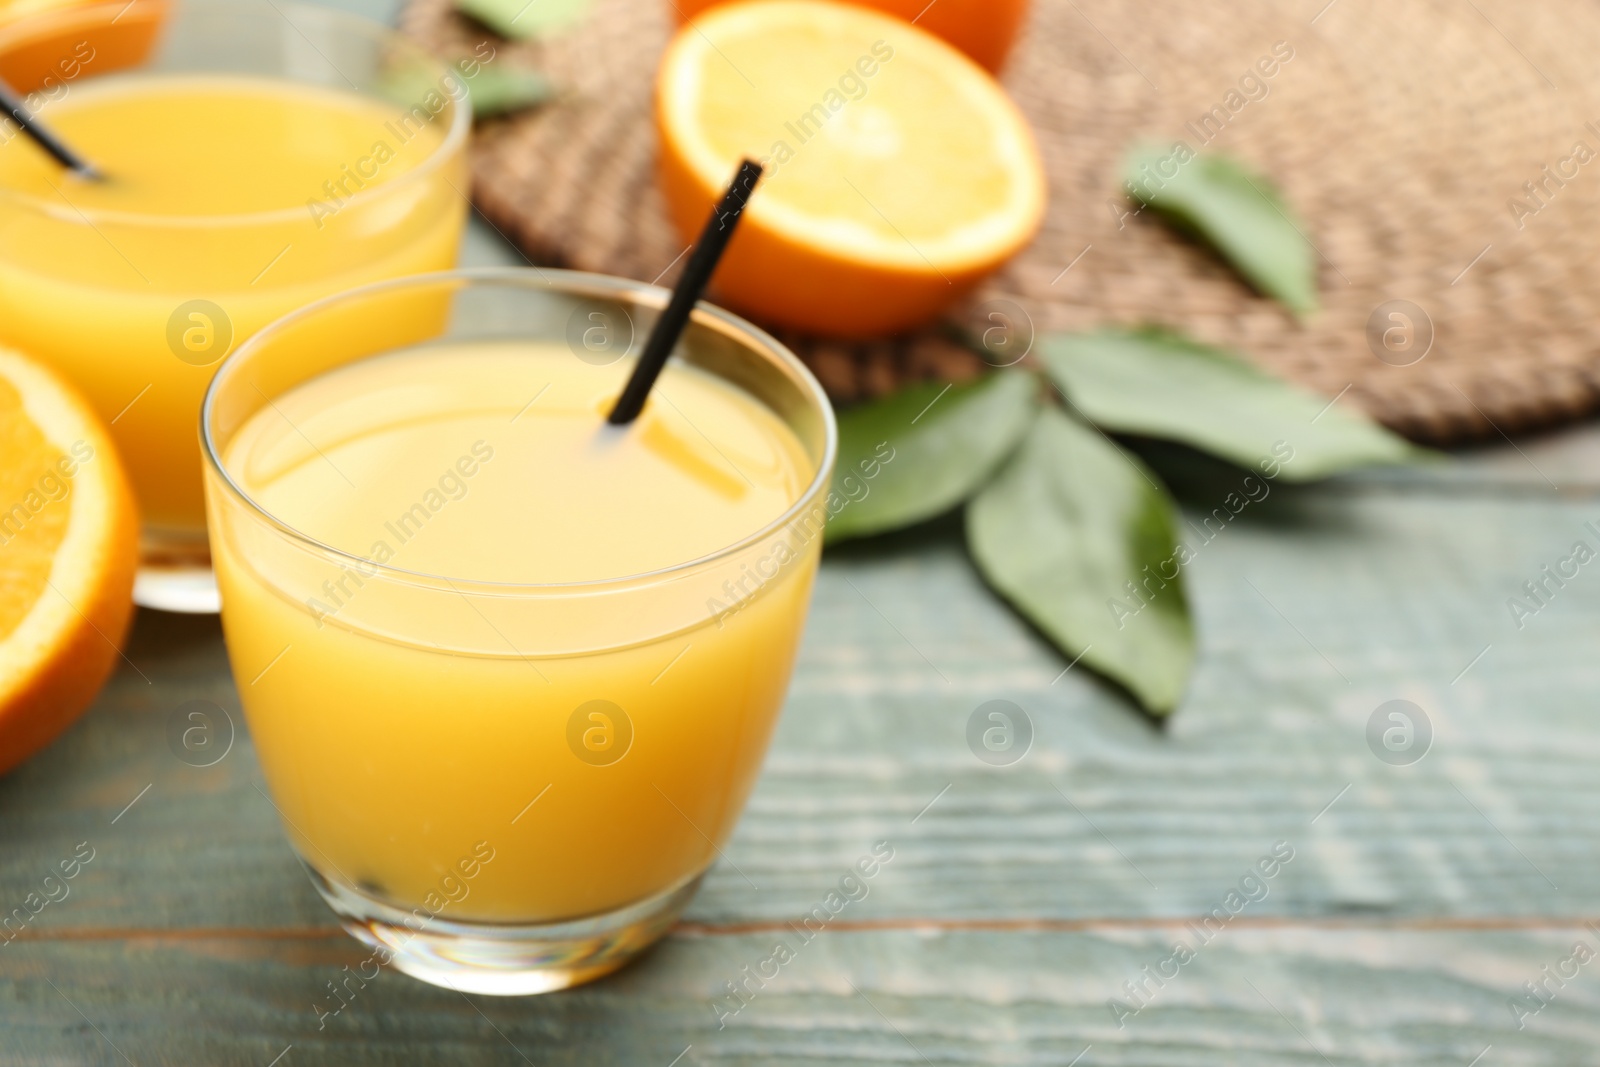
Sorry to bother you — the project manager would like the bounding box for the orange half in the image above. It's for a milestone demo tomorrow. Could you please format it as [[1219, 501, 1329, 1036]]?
[[0, 345, 136, 776], [657, 0, 1046, 337]]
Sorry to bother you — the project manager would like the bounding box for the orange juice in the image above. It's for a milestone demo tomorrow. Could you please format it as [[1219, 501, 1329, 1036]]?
[[212, 341, 819, 922], [0, 73, 465, 542]]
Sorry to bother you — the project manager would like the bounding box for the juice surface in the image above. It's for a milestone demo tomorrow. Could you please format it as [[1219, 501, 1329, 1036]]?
[[0, 76, 442, 218], [213, 342, 821, 922], [0, 74, 464, 532], [228, 343, 809, 584]]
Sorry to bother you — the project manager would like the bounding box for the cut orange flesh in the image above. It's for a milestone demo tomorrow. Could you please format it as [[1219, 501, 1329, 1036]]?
[[656, 0, 1046, 337], [0, 345, 136, 776]]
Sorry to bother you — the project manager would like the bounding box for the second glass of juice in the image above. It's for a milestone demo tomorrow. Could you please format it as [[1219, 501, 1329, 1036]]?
[[202, 269, 837, 994], [0, 0, 469, 610]]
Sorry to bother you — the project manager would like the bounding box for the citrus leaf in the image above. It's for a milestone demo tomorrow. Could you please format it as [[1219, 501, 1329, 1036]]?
[[968, 407, 1194, 714], [827, 371, 1038, 543], [467, 65, 553, 118], [374, 58, 546, 119], [1126, 145, 1317, 315], [1043, 328, 1420, 481], [375, 64, 452, 114], [456, 0, 588, 41]]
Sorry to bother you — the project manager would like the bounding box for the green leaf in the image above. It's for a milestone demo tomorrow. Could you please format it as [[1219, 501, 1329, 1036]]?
[[967, 407, 1194, 714], [826, 371, 1038, 543], [467, 65, 553, 117], [378, 58, 552, 120], [375, 64, 449, 114], [1125, 145, 1317, 315], [456, 0, 588, 41], [1042, 328, 1420, 481]]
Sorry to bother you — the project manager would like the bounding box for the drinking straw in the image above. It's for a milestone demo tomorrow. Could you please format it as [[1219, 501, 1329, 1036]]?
[[0, 76, 100, 180], [606, 158, 763, 425]]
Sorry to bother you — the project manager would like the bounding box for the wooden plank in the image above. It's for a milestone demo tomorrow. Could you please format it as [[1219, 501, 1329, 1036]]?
[[4, 486, 1600, 931], [1347, 422, 1600, 493], [5, 926, 1599, 1064]]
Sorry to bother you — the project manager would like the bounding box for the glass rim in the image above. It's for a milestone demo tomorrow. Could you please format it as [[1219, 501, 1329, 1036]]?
[[0, 0, 471, 229], [200, 266, 840, 596]]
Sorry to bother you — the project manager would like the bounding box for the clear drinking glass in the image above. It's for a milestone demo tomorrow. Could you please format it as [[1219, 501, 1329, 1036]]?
[[0, 0, 469, 611], [201, 269, 837, 994]]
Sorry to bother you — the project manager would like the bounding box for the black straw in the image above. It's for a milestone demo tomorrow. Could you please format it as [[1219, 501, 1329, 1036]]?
[[0, 76, 99, 180], [607, 158, 763, 425]]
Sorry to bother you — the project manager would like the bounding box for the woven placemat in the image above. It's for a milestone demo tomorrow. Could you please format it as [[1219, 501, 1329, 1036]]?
[[404, 0, 1600, 442]]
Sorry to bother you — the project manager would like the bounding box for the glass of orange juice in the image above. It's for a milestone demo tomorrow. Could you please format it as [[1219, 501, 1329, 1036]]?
[[0, 0, 469, 611], [200, 269, 837, 994]]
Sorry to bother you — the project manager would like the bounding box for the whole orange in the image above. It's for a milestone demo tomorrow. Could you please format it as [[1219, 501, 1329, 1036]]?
[[669, 0, 1028, 71]]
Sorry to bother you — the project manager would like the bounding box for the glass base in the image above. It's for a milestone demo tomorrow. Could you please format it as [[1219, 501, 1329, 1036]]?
[[134, 533, 220, 614], [307, 865, 703, 995]]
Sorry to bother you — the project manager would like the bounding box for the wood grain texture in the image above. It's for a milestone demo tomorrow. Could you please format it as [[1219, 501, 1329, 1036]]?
[[5, 449, 1600, 1063], [5, 479, 1597, 930], [7, 928, 1600, 1064]]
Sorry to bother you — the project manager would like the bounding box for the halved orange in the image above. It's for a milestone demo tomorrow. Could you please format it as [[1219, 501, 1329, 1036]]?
[[0, 0, 87, 27], [0, 345, 137, 776], [657, 0, 1046, 338], [0, 0, 169, 97], [668, 0, 1030, 73]]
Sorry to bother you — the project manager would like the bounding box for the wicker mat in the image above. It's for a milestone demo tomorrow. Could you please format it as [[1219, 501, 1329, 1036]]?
[[403, 0, 1600, 443]]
